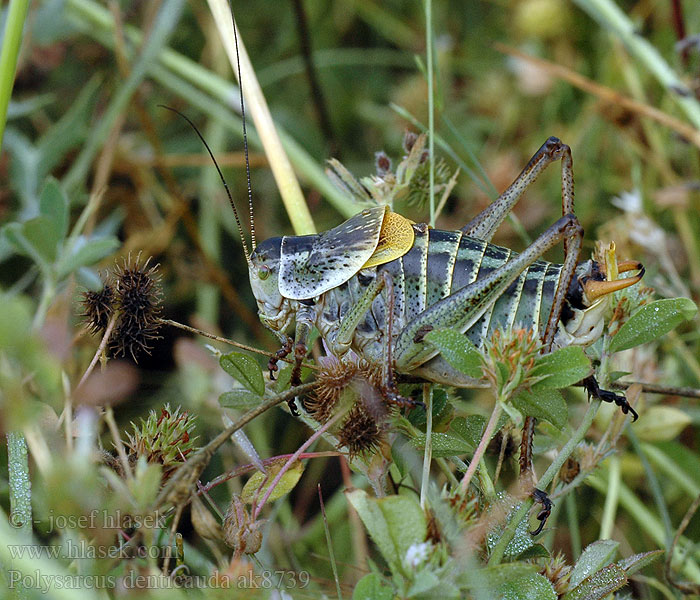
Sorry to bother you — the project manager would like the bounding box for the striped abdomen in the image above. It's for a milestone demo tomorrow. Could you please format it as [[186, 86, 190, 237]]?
[[319, 224, 563, 358]]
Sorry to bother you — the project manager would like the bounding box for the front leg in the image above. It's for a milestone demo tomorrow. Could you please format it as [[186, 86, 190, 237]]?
[[333, 271, 423, 410], [268, 335, 293, 380], [288, 301, 316, 416]]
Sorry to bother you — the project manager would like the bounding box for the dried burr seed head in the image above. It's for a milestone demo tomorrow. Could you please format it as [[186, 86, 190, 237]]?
[[305, 360, 361, 423], [111, 255, 163, 360], [336, 400, 385, 458], [80, 281, 116, 334], [308, 359, 389, 457], [222, 495, 263, 555], [79, 254, 163, 362]]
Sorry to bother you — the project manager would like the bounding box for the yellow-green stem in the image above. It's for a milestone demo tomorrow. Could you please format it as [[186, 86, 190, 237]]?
[[488, 399, 601, 565], [207, 0, 315, 236], [0, 0, 30, 147], [420, 384, 433, 508], [459, 401, 502, 494]]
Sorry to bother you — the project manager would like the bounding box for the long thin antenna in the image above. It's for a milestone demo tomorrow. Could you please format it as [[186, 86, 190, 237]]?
[[159, 104, 252, 266], [230, 13, 256, 251]]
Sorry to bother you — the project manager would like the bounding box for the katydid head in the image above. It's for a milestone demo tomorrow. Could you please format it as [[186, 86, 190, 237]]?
[[559, 259, 644, 346], [249, 237, 287, 331]]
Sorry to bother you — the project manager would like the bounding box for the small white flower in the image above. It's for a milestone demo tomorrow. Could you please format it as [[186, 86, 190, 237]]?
[[611, 189, 643, 213], [404, 541, 431, 568]]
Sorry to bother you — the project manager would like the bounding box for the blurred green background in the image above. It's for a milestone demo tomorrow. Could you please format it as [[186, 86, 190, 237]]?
[[2, 0, 700, 596]]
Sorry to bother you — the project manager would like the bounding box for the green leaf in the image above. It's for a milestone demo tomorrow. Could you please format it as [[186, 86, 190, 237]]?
[[240, 459, 304, 503], [512, 389, 568, 430], [57, 236, 120, 278], [562, 564, 627, 600], [451, 415, 486, 448], [569, 540, 619, 588], [407, 571, 441, 596], [458, 564, 539, 590], [7, 93, 55, 119], [609, 298, 698, 354], [618, 549, 663, 575], [1, 222, 50, 269], [3, 128, 42, 212], [37, 76, 101, 182], [531, 346, 591, 391], [352, 573, 394, 600], [617, 550, 664, 577], [23, 216, 61, 263], [608, 370, 631, 383], [0, 295, 33, 350], [408, 387, 448, 428], [219, 389, 263, 409], [497, 573, 557, 600], [451, 413, 510, 447], [220, 352, 265, 396], [424, 328, 483, 378], [346, 490, 426, 575], [39, 177, 68, 242], [411, 431, 472, 457], [515, 543, 551, 561], [486, 502, 534, 559], [634, 406, 691, 442]]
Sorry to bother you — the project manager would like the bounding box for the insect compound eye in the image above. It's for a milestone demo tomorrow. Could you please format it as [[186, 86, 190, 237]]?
[[258, 266, 271, 280]]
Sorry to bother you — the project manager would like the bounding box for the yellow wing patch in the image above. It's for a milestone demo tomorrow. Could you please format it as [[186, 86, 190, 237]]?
[[362, 211, 415, 268]]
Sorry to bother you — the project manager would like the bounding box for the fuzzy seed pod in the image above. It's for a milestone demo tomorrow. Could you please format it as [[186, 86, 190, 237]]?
[[305, 360, 360, 423], [309, 359, 391, 457], [336, 402, 384, 458], [111, 255, 163, 360], [222, 495, 263, 555], [190, 494, 223, 541], [80, 282, 116, 334], [79, 254, 163, 362], [124, 405, 197, 481]]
